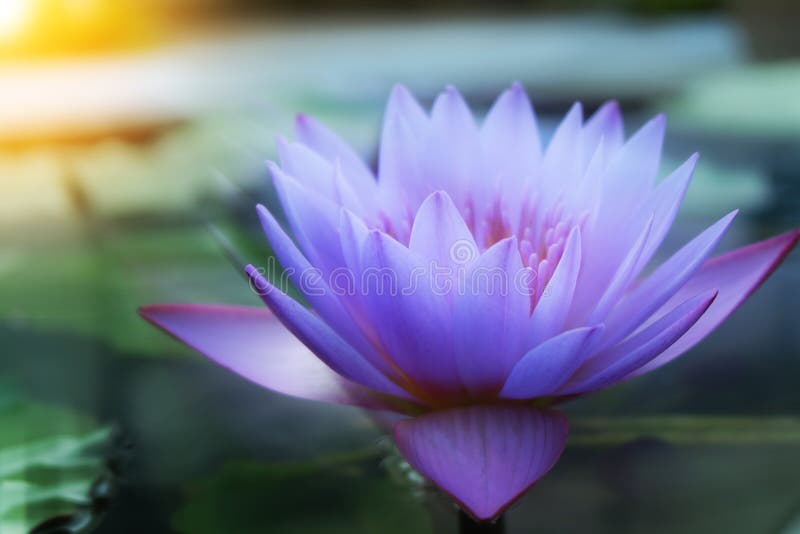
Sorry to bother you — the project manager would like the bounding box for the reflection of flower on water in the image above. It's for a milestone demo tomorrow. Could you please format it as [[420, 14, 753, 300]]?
[[142, 84, 799, 522]]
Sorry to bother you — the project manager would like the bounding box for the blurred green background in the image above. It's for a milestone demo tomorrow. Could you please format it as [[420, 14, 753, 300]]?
[[1, 1, 799, 532]]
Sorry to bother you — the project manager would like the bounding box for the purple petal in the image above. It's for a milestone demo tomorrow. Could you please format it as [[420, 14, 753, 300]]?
[[500, 325, 604, 400], [269, 162, 345, 270], [276, 138, 336, 200], [139, 304, 409, 411], [384, 84, 429, 135], [587, 216, 653, 324], [582, 100, 624, 159], [572, 153, 697, 327], [245, 265, 412, 400], [627, 229, 800, 378], [293, 113, 377, 198], [423, 86, 479, 203], [560, 290, 717, 395], [481, 82, 541, 193], [256, 204, 398, 379], [393, 405, 568, 521], [378, 112, 421, 220], [453, 238, 529, 397], [631, 153, 699, 275], [409, 191, 478, 268], [541, 103, 583, 200], [603, 210, 737, 347], [602, 113, 665, 198], [359, 230, 463, 399]]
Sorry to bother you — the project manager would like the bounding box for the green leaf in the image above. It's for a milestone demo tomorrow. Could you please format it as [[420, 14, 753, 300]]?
[[0, 391, 109, 532]]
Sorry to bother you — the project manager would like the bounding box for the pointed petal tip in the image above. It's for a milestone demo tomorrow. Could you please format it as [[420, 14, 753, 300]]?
[[265, 160, 283, 177], [294, 112, 311, 128], [389, 83, 413, 99], [568, 101, 584, 118]]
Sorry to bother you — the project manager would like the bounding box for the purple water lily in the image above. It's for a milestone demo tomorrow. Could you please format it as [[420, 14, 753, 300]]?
[[141, 84, 798, 521]]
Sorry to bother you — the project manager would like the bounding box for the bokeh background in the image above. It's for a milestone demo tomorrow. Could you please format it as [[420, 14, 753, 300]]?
[[1, 1, 799, 533]]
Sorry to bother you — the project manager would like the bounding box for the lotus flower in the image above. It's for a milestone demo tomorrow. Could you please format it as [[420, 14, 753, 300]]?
[[141, 84, 798, 521]]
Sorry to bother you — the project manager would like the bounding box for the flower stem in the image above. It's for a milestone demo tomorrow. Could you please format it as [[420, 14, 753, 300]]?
[[458, 510, 505, 534]]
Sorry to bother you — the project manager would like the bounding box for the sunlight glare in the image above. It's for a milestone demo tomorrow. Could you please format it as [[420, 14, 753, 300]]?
[[0, 0, 31, 39]]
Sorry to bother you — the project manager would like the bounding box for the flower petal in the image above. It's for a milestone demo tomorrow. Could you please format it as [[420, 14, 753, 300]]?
[[627, 229, 800, 378], [139, 304, 407, 411], [631, 153, 699, 276], [245, 265, 412, 400], [378, 112, 421, 223], [481, 82, 541, 194], [423, 86, 479, 204], [359, 230, 463, 398], [602, 210, 737, 347], [453, 237, 529, 397], [393, 405, 568, 521], [500, 325, 604, 400], [530, 227, 582, 344], [257, 204, 398, 379], [582, 100, 624, 160], [269, 162, 345, 270], [293, 113, 377, 199], [601, 113, 665, 204], [540, 103, 583, 202], [383, 84, 429, 135], [409, 191, 478, 269], [560, 290, 717, 395]]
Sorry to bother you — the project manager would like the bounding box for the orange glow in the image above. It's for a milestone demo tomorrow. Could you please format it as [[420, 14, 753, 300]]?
[[0, 0, 160, 59]]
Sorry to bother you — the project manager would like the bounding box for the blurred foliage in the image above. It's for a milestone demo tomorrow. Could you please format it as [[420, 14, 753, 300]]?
[[172, 454, 433, 534], [571, 415, 800, 445], [0, 386, 110, 533], [667, 61, 800, 137], [0, 221, 265, 357]]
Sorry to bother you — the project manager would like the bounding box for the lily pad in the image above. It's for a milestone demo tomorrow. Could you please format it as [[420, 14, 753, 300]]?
[[0, 388, 110, 533]]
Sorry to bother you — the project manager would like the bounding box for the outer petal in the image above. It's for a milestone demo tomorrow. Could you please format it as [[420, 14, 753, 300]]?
[[139, 304, 412, 412], [500, 325, 604, 400], [293, 113, 377, 199], [580, 115, 666, 292], [627, 229, 800, 377], [393, 405, 568, 521], [257, 204, 399, 380], [602, 210, 737, 347], [269, 162, 346, 270], [631, 153, 699, 275], [560, 290, 717, 395], [246, 265, 413, 400], [599, 113, 665, 208]]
